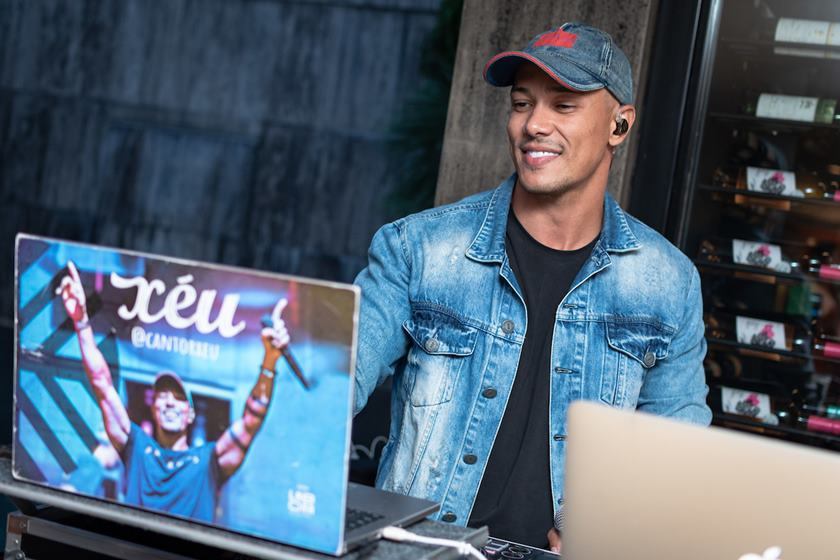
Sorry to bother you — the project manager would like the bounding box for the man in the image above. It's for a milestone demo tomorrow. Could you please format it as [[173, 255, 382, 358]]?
[[57, 261, 290, 522], [353, 22, 712, 552]]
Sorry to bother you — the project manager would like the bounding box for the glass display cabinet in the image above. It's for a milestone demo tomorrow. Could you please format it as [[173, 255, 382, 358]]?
[[675, 0, 840, 450]]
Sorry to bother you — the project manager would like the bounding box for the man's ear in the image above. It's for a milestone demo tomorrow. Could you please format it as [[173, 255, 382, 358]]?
[[608, 104, 637, 148]]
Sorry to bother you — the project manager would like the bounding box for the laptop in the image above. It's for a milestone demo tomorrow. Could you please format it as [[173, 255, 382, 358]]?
[[563, 401, 840, 560], [11, 233, 437, 557]]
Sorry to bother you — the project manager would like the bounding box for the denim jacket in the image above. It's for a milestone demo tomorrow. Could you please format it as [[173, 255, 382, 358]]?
[[353, 175, 711, 526]]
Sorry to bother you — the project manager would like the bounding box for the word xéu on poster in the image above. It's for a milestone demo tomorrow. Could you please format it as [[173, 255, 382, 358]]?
[[111, 272, 247, 361]]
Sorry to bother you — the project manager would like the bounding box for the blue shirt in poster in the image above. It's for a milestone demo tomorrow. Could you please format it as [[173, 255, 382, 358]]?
[[119, 423, 219, 522]]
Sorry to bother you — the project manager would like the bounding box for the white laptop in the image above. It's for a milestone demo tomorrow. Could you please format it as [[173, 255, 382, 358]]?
[[563, 401, 840, 560], [12, 234, 437, 557]]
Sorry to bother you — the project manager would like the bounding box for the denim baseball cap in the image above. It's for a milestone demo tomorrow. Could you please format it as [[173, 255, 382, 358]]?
[[484, 22, 634, 105]]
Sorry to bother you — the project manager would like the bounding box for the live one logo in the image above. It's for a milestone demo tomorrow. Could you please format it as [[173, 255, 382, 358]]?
[[110, 272, 246, 338]]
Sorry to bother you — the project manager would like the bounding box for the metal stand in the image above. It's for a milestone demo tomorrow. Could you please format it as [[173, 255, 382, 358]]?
[[5, 509, 197, 560], [0, 458, 487, 560], [4, 507, 489, 559]]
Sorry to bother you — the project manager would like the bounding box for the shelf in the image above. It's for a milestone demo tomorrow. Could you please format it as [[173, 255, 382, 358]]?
[[706, 112, 840, 133], [706, 337, 840, 367], [698, 184, 840, 208], [698, 184, 840, 228], [719, 37, 840, 61], [713, 412, 840, 449], [694, 259, 840, 289], [695, 259, 800, 282]]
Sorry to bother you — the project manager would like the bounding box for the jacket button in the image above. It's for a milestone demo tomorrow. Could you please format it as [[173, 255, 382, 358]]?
[[553, 434, 566, 441], [424, 338, 440, 352], [441, 512, 457, 522], [501, 320, 515, 333], [482, 388, 497, 399], [463, 454, 477, 464], [643, 351, 656, 368]]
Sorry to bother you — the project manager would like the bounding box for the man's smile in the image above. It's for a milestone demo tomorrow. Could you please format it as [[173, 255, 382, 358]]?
[[162, 409, 181, 420], [521, 145, 563, 167]]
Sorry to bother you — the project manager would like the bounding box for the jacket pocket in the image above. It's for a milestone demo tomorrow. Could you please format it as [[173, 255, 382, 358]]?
[[601, 320, 672, 406], [402, 307, 478, 406]]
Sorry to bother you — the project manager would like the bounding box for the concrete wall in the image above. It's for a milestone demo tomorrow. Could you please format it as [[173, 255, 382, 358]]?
[[0, 0, 442, 322], [435, 0, 659, 206], [0, 0, 444, 458]]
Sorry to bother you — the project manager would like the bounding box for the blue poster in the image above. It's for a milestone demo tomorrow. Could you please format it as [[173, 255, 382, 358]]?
[[14, 235, 358, 555]]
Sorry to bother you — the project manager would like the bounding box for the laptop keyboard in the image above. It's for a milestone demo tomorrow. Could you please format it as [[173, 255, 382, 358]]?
[[345, 508, 386, 531]]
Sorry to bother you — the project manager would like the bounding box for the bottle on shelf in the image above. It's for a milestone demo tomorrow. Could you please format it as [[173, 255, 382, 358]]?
[[799, 255, 840, 282], [711, 165, 840, 201], [776, 409, 840, 436], [742, 93, 839, 125], [798, 169, 840, 201], [796, 165, 840, 202], [712, 165, 793, 195], [698, 238, 793, 273], [773, 18, 840, 46], [704, 311, 810, 353], [714, 384, 780, 425], [715, 384, 840, 437], [813, 336, 840, 360], [698, 238, 840, 282], [748, 11, 840, 45], [802, 402, 840, 419], [704, 353, 744, 380]]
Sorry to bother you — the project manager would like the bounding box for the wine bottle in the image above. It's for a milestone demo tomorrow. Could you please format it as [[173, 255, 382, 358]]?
[[712, 165, 799, 195], [804, 259, 840, 282], [704, 312, 810, 353], [716, 384, 840, 436], [714, 385, 779, 425], [813, 336, 840, 360], [773, 18, 840, 46], [703, 353, 743, 380], [776, 409, 840, 436], [798, 170, 831, 199], [710, 165, 840, 201], [698, 238, 792, 273], [803, 403, 840, 419], [743, 93, 839, 124]]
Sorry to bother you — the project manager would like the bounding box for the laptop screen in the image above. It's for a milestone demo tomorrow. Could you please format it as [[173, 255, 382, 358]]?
[[563, 401, 840, 560], [13, 234, 359, 555]]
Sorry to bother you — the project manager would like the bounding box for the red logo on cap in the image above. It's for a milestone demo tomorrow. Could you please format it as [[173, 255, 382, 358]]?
[[534, 28, 578, 48]]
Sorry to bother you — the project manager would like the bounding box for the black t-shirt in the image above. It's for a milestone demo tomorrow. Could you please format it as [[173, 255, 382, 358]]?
[[468, 210, 597, 547]]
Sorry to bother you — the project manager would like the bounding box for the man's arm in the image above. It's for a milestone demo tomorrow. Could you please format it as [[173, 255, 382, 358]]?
[[352, 222, 413, 415], [57, 262, 131, 452], [215, 298, 288, 481], [636, 266, 713, 424]]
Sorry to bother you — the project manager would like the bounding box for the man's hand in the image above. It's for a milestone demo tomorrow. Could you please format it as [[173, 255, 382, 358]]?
[[261, 298, 290, 369], [547, 527, 562, 554], [55, 261, 88, 325]]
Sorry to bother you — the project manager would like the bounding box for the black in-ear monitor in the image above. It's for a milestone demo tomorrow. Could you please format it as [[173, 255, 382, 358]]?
[[613, 116, 629, 136]]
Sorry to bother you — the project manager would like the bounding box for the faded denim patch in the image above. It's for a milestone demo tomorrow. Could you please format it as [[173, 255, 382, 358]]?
[[401, 307, 477, 406]]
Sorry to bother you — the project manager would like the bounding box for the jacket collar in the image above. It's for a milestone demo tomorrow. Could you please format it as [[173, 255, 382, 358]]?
[[466, 174, 641, 263]]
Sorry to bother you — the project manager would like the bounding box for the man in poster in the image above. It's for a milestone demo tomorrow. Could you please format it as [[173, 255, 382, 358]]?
[[57, 261, 289, 522]]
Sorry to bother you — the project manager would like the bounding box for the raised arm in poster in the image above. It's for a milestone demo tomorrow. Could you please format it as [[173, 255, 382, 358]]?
[[55, 260, 289, 519]]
